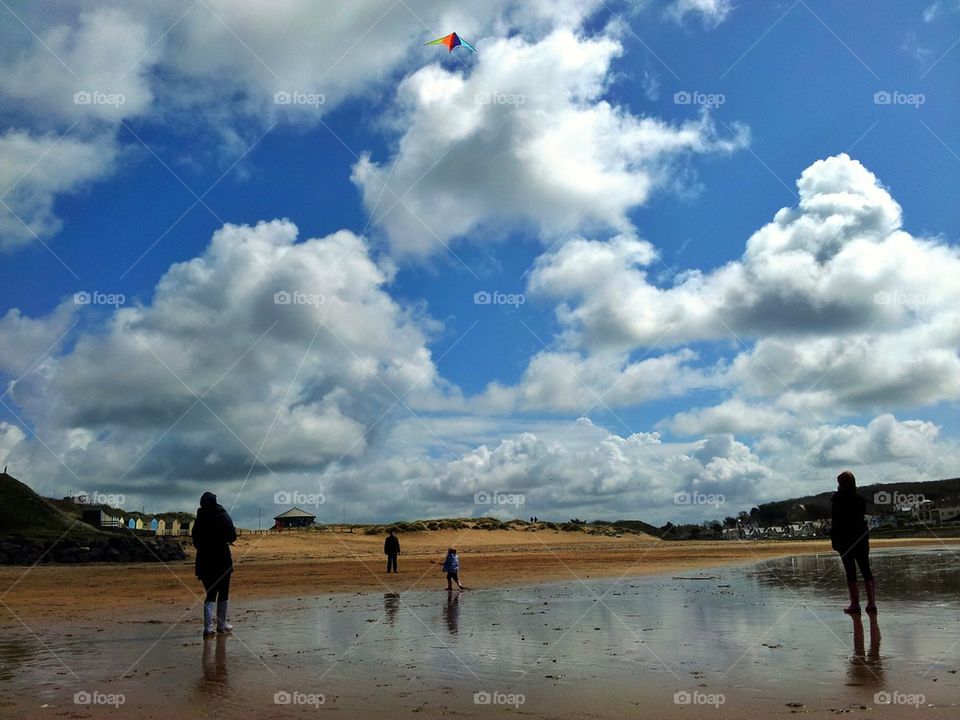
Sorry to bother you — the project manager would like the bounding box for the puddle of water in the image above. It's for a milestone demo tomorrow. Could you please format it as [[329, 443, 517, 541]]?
[[1, 547, 959, 717]]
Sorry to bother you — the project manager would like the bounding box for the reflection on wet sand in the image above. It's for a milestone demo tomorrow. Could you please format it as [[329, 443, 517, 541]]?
[[0, 638, 33, 683], [199, 635, 228, 692], [847, 614, 883, 689], [384, 593, 400, 626], [443, 589, 461, 635], [1, 547, 957, 718]]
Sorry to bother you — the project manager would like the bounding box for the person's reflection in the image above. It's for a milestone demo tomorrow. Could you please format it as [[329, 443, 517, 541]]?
[[384, 593, 400, 626], [443, 589, 461, 635], [848, 614, 883, 688], [201, 634, 229, 688]]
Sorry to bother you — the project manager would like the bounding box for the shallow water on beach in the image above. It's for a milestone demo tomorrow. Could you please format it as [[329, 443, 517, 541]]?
[[2, 547, 959, 718]]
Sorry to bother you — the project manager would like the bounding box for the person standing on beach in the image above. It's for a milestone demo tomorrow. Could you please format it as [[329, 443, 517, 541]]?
[[192, 492, 237, 637], [442, 548, 464, 590], [830, 471, 877, 614], [384, 529, 400, 573]]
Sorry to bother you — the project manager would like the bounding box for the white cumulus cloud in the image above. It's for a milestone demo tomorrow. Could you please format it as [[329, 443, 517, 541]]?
[[352, 29, 747, 255]]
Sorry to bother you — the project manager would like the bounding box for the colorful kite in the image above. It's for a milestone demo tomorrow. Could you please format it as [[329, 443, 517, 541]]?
[[424, 32, 476, 54]]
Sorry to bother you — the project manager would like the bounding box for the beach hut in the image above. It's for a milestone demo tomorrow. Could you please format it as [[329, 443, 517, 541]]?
[[149, 517, 159, 533], [81, 505, 122, 529], [155, 516, 181, 536], [273, 507, 316, 529]]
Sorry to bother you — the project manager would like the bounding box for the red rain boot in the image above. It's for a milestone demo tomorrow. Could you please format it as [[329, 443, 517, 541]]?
[[844, 581, 861, 614], [864, 580, 877, 614]]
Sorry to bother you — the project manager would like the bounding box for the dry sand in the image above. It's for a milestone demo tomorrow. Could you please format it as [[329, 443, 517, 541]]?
[[0, 529, 944, 623]]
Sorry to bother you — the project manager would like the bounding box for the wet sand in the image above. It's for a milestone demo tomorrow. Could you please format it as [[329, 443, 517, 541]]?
[[0, 530, 946, 623], [2, 542, 959, 718]]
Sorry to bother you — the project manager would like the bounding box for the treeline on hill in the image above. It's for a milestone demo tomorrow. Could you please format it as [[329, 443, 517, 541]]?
[[745, 477, 960, 526], [657, 477, 960, 540]]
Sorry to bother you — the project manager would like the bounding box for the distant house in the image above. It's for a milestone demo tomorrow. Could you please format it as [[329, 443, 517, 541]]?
[[64, 491, 90, 504], [274, 507, 316, 529], [786, 520, 824, 538], [915, 501, 937, 523], [722, 526, 745, 540], [81, 505, 123, 529], [940, 505, 960, 523], [915, 498, 960, 524]]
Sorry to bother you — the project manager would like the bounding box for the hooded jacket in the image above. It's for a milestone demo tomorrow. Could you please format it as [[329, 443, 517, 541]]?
[[442, 552, 459, 573], [192, 492, 237, 580], [830, 487, 869, 553]]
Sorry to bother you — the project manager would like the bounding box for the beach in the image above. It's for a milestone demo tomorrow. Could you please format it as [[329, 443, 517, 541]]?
[[2, 535, 959, 719], [0, 529, 947, 622]]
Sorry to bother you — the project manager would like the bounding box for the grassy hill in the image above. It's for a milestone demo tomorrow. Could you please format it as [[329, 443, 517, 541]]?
[[0, 472, 103, 539]]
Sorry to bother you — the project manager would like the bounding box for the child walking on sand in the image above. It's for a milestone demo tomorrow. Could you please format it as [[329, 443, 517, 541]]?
[[442, 548, 464, 590]]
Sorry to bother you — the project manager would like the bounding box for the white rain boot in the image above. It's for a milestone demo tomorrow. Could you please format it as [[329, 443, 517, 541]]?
[[203, 601, 216, 637], [216, 600, 233, 633]]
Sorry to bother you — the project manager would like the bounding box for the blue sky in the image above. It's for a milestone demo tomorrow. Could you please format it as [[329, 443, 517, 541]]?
[[1, 0, 958, 527]]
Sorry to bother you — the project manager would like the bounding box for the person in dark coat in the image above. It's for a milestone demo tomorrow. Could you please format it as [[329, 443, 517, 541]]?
[[192, 492, 237, 636], [384, 529, 400, 573], [830, 471, 877, 614]]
